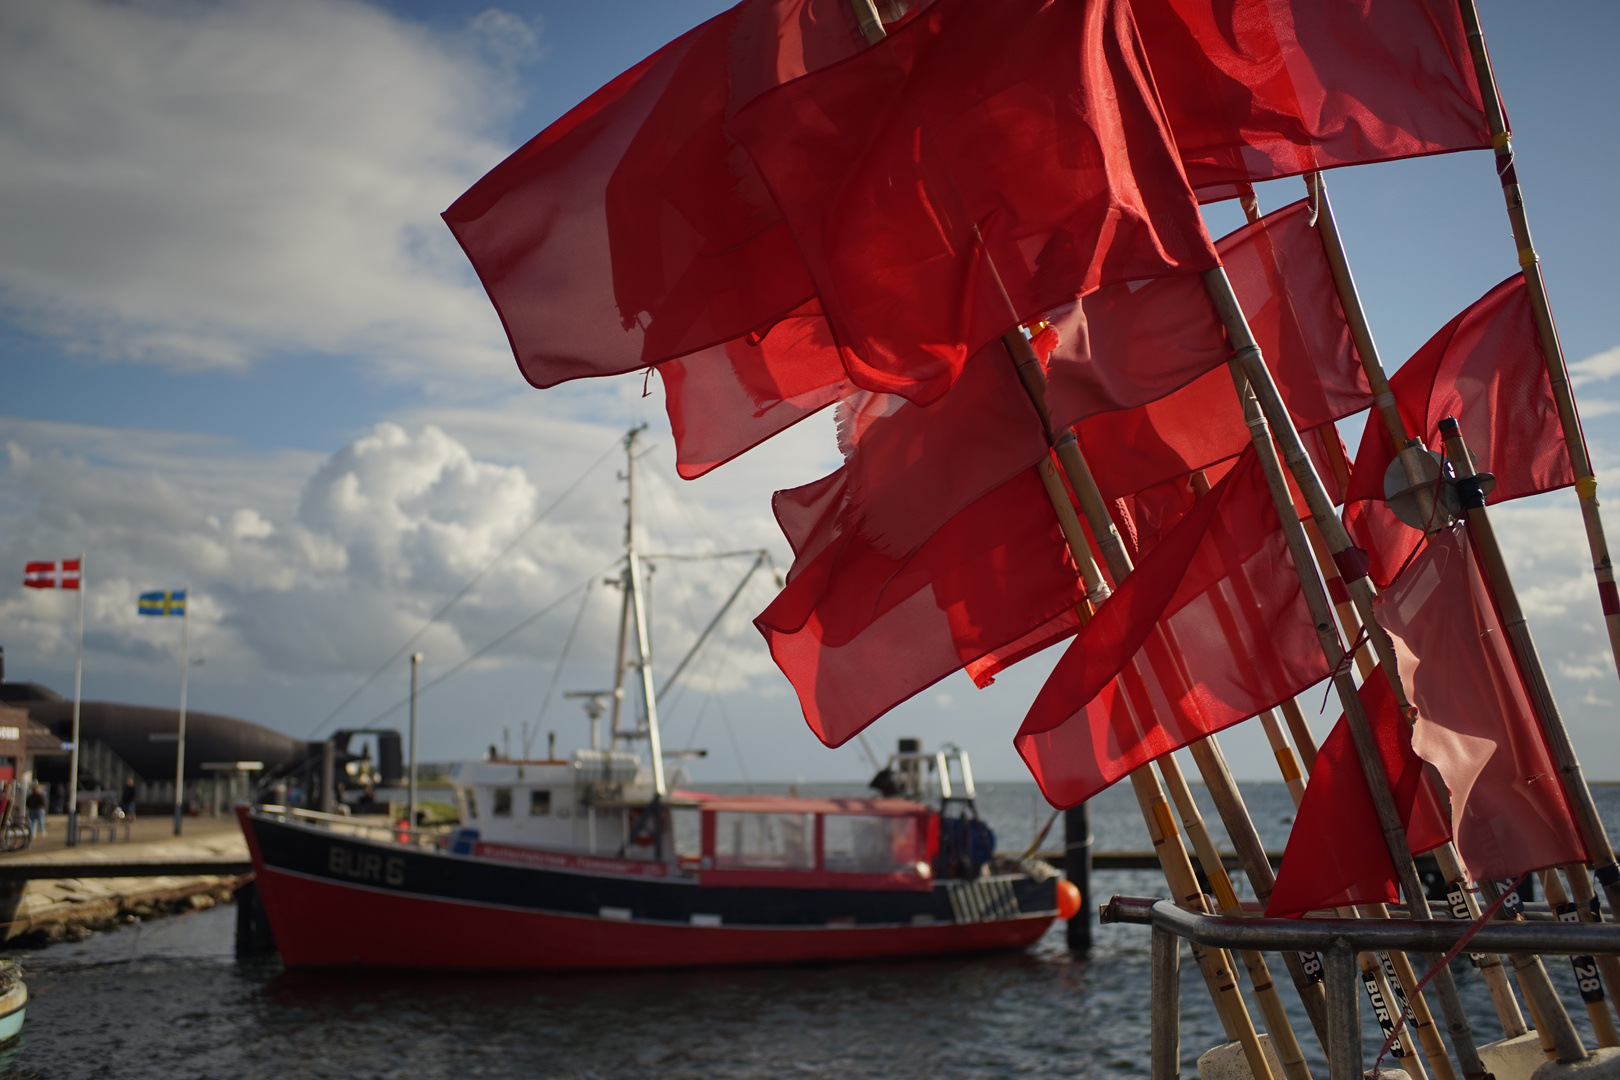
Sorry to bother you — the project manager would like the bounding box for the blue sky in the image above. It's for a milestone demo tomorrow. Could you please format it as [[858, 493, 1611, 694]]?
[[1, 0, 1617, 785]]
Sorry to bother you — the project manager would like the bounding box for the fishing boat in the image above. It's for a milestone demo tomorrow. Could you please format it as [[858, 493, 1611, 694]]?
[[237, 429, 1070, 970]]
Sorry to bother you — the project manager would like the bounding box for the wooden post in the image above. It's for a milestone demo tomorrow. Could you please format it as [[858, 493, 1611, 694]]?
[[1452, 0, 1620, 683]]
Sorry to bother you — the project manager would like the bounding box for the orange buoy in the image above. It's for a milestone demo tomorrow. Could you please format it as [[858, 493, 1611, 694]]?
[[1055, 878, 1082, 921]]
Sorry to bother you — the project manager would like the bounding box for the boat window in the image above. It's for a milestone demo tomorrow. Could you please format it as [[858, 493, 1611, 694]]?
[[671, 808, 701, 858], [712, 812, 814, 871], [493, 788, 513, 817], [823, 814, 919, 874], [463, 789, 478, 820], [530, 789, 551, 816]]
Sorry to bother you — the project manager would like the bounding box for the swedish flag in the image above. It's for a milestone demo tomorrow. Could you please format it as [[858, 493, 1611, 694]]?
[[138, 589, 186, 617]]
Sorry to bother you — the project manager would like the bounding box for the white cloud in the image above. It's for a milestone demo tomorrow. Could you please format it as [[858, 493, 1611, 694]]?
[[1572, 345, 1620, 388], [0, 0, 524, 390], [0, 412, 797, 710]]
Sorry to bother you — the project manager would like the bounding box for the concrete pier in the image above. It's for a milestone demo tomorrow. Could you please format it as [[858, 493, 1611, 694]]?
[[0, 816, 249, 942]]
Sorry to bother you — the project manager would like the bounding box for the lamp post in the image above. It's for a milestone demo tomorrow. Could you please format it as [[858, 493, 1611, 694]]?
[[407, 652, 422, 833]]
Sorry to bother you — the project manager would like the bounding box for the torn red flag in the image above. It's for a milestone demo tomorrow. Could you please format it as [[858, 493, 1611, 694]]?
[[1267, 666, 1451, 917], [444, 0, 876, 389], [1133, 0, 1492, 203], [1051, 199, 1368, 501], [729, 0, 1219, 405], [1343, 274, 1573, 587], [1374, 523, 1587, 882], [659, 301, 853, 480], [1015, 448, 1328, 808]]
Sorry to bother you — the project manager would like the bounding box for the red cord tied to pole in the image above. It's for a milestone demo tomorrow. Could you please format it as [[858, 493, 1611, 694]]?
[[1369, 872, 1528, 1079], [1319, 625, 1371, 713]]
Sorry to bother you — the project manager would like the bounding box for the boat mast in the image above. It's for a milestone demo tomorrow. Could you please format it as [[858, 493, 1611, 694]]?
[[613, 426, 667, 796]]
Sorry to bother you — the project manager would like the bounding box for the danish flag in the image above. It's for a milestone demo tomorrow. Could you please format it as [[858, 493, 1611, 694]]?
[[24, 560, 81, 590]]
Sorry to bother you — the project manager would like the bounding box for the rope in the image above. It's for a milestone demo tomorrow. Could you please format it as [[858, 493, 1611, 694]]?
[[1369, 873, 1528, 1078]]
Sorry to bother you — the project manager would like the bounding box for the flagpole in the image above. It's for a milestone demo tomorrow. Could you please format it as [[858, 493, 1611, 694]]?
[[1298, 172, 1543, 1038], [1450, 1, 1620, 686], [67, 553, 85, 847], [172, 586, 189, 836]]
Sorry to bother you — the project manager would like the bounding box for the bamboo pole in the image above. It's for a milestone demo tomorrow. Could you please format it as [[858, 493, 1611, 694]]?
[[1559, 864, 1620, 1031], [1031, 360, 1331, 1050], [1452, 0, 1620, 688], [1255, 699, 1456, 1080], [1296, 173, 1536, 1040], [1228, 375, 1488, 1080], [1158, 754, 1315, 1080], [1541, 868, 1620, 1046]]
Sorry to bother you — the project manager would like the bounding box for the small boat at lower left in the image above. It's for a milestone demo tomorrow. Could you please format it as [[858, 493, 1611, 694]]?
[[0, 960, 26, 1045]]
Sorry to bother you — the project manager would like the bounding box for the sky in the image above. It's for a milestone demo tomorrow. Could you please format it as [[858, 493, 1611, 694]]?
[[1, 0, 1618, 788]]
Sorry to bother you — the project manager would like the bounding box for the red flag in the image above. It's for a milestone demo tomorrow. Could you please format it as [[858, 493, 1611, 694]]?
[[1133, 0, 1492, 202], [831, 343, 1050, 558], [1054, 199, 1369, 500], [729, 0, 1219, 405], [1015, 449, 1328, 807], [444, 0, 873, 389], [757, 467, 1085, 748], [659, 301, 853, 479], [1343, 275, 1573, 587], [24, 560, 81, 590], [1267, 666, 1452, 916], [1374, 524, 1587, 882]]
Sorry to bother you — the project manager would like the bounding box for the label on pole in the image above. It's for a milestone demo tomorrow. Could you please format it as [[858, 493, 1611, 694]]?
[[1446, 884, 1486, 966], [1296, 951, 1325, 984], [1379, 953, 1422, 1038], [1556, 901, 1607, 1004], [1362, 968, 1409, 1058]]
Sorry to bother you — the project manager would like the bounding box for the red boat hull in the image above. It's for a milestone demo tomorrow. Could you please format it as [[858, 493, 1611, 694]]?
[[239, 808, 1057, 972], [255, 864, 1053, 970]]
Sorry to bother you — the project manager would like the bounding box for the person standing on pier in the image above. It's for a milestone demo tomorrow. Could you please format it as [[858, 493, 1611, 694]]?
[[25, 783, 45, 837], [120, 778, 137, 822]]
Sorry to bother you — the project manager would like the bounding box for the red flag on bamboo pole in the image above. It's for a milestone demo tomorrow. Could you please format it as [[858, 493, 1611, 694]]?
[[1015, 449, 1328, 808], [757, 465, 1086, 747], [1342, 274, 1573, 587], [1374, 523, 1587, 882], [1132, 0, 1492, 203], [729, 0, 1220, 405], [443, 0, 874, 390], [1267, 666, 1451, 916], [1050, 199, 1369, 501]]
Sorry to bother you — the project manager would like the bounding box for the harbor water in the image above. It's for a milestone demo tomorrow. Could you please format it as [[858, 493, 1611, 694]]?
[[9, 781, 1620, 1079]]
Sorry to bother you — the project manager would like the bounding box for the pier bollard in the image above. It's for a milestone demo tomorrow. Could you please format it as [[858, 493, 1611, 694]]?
[[1065, 803, 1093, 952], [234, 880, 277, 957]]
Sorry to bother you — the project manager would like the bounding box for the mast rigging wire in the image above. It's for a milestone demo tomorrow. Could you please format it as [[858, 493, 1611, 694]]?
[[524, 578, 595, 758], [353, 557, 621, 729], [306, 436, 621, 738]]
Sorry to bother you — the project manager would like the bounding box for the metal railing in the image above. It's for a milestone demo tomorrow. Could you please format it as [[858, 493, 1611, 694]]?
[[1103, 895, 1620, 1080], [257, 805, 448, 848]]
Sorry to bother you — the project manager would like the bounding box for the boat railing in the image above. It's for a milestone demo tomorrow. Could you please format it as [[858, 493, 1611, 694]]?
[[1102, 895, 1620, 1080], [257, 804, 449, 848]]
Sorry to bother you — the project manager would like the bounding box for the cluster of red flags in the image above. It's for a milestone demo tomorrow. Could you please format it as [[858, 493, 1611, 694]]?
[[448, 0, 1589, 903]]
